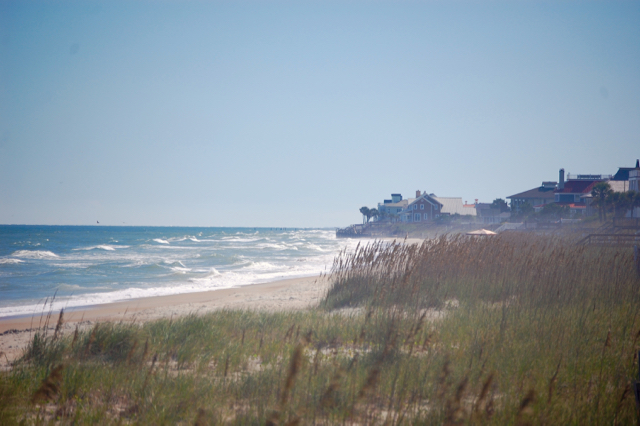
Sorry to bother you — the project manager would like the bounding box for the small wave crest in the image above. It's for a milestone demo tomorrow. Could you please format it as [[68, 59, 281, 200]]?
[[243, 261, 281, 271], [11, 250, 59, 259], [153, 239, 170, 244], [0, 258, 24, 265], [192, 267, 222, 280]]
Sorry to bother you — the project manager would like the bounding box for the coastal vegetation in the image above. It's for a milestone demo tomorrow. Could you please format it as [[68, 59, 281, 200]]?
[[1, 233, 639, 424]]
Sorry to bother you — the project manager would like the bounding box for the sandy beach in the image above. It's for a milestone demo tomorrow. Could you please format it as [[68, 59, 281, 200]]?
[[0, 275, 329, 369]]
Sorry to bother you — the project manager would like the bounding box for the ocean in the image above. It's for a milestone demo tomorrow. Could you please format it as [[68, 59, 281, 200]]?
[[0, 225, 364, 318]]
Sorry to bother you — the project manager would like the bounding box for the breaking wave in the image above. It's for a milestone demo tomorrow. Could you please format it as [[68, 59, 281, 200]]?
[[11, 250, 59, 259]]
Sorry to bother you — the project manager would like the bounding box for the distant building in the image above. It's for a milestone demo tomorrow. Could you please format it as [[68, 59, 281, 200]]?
[[581, 159, 640, 217], [400, 191, 443, 222], [554, 168, 604, 216], [377, 193, 411, 222], [612, 160, 639, 181], [629, 160, 640, 192], [507, 181, 557, 212], [433, 197, 477, 216], [475, 203, 510, 224]]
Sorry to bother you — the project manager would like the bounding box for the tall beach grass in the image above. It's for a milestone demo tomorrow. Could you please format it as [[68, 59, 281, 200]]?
[[0, 233, 638, 424]]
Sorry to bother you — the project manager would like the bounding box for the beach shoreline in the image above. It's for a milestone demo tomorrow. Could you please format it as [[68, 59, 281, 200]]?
[[0, 274, 329, 368]]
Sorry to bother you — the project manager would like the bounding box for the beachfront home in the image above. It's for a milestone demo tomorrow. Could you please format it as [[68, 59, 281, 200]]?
[[433, 197, 477, 217], [377, 193, 411, 222], [400, 191, 443, 222], [553, 168, 607, 215], [630, 160, 640, 192], [507, 181, 557, 213], [580, 160, 640, 217], [474, 203, 511, 224]]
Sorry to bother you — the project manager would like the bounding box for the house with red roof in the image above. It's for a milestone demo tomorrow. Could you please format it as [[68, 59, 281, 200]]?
[[553, 168, 606, 215]]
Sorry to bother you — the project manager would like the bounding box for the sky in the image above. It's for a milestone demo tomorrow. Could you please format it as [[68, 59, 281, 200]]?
[[1, 1, 639, 227]]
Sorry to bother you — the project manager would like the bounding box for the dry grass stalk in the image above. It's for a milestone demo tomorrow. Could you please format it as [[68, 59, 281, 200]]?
[[141, 353, 158, 394], [472, 372, 494, 419], [436, 359, 451, 401], [31, 364, 64, 405], [84, 326, 97, 359], [281, 344, 303, 406], [284, 324, 295, 342], [320, 368, 344, 409], [126, 340, 138, 365], [267, 344, 304, 426], [516, 388, 536, 426], [444, 376, 468, 426], [547, 359, 562, 403], [70, 325, 79, 349], [613, 383, 631, 426], [141, 338, 149, 363], [52, 309, 64, 341], [194, 407, 207, 426]]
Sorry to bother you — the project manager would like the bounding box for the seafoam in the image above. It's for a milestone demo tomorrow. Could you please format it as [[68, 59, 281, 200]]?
[[0, 226, 370, 318]]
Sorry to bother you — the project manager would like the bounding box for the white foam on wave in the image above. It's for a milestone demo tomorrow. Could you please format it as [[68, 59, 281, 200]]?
[[0, 228, 370, 319], [55, 283, 86, 291], [51, 263, 92, 269], [242, 261, 281, 271], [72, 244, 128, 252], [306, 243, 327, 252], [11, 250, 59, 259], [0, 258, 24, 265], [221, 236, 262, 243], [256, 243, 289, 250]]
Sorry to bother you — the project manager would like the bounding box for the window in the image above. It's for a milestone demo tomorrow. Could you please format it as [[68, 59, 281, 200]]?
[[414, 213, 420, 221], [423, 213, 428, 220], [420, 204, 424, 210]]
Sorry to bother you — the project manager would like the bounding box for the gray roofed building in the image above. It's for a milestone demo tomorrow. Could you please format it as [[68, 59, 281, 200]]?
[[433, 197, 476, 216], [507, 181, 557, 212]]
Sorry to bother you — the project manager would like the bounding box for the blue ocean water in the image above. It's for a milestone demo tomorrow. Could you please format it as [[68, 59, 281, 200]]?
[[0, 226, 362, 318]]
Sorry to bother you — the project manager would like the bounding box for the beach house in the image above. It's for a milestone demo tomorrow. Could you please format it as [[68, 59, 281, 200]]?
[[553, 168, 609, 215], [377, 194, 411, 223], [507, 181, 557, 213], [400, 191, 443, 222]]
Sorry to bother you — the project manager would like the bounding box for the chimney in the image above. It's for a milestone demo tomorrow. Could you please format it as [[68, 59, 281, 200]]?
[[416, 190, 421, 198], [636, 159, 639, 168], [559, 168, 565, 190]]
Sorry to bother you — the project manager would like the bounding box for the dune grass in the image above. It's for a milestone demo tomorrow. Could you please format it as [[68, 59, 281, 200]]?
[[1, 233, 639, 424]]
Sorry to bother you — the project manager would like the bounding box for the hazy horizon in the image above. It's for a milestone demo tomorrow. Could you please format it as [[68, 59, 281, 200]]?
[[1, 1, 638, 227]]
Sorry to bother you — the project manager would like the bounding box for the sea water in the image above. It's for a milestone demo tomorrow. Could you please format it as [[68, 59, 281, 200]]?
[[0, 225, 366, 318]]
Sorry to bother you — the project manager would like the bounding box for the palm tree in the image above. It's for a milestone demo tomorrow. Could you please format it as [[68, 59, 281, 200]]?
[[591, 182, 613, 222], [369, 208, 379, 222], [609, 191, 634, 217], [359, 206, 370, 225]]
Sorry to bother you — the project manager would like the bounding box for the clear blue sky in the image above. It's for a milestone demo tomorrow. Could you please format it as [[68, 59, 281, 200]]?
[[1, 1, 638, 227]]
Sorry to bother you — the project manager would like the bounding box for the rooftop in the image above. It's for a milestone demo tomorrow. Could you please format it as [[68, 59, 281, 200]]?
[[507, 185, 556, 199], [556, 180, 601, 194]]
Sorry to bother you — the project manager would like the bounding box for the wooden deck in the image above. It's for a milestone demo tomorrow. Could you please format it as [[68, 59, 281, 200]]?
[[578, 233, 640, 247]]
